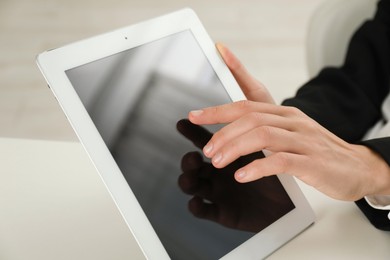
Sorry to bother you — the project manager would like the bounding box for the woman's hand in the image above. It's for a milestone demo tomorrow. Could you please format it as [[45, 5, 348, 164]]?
[[188, 44, 390, 201], [190, 101, 390, 201]]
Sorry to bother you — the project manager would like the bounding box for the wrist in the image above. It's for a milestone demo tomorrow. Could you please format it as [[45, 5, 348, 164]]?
[[360, 145, 390, 196]]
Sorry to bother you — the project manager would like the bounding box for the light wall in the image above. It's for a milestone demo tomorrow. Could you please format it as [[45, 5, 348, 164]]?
[[0, 0, 325, 141]]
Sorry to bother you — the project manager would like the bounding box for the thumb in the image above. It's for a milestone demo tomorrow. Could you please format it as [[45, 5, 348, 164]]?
[[216, 43, 275, 104]]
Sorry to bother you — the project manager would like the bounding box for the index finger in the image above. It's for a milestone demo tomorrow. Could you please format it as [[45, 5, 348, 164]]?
[[189, 100, 287, 125]]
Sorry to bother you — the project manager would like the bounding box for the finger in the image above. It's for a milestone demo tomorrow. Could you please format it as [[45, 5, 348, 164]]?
[[181, 151, 214, 179], [216, 43, 273, 103], [179, 153, 214, 195], [189, 100, 289, 125], [181, 151, 204, 172], [178, 168, 212, 196], [210, 126, 305, 169], [178, 171, 199, 195], [177, 119, 212, 149], [234, 152, 309, 183], [203, 112, 297, 158], [188, 196, 219, 222]]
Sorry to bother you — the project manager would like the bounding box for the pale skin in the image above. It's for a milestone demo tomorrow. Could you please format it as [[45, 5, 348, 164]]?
[[189, 43, 390, 201]]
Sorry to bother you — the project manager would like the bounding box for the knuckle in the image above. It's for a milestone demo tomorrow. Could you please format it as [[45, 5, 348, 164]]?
[[210, 105, 219, 115], [275, 152, 292, 173], [229, 140, 241, 154], [255, 125, 273, 140], [248, 111, 263, 122], [298, 117, 319, 133], [285, 106, 304, 116], [212, 128, 227, 143], [236, 100, 252, 111], [207, 106, 224, 123], [305, 118, 318, 131]]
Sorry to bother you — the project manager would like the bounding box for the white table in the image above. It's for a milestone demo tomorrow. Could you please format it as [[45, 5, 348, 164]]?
[[0, 138, 389, 260]]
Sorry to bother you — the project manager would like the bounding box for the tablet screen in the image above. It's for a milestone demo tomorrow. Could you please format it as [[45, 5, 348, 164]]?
[[66, 30, 295, 259]]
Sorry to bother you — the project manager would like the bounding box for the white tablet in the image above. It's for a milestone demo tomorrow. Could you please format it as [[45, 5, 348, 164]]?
[[37, 8, 314, 259]]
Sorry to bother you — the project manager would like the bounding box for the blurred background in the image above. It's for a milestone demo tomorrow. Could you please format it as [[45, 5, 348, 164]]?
[[0, 0, 325, 141]]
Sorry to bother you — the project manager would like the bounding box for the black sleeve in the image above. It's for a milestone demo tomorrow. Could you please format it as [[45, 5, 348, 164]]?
[[356, 138, 390, 230], [281, 0, 390, 230]]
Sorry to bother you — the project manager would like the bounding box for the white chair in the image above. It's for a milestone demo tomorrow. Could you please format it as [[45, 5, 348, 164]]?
[[306, 0, 390, 140], [306, 0, 377, 78]]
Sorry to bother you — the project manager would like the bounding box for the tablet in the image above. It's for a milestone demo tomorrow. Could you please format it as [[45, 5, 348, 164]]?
[[37, 8, 314, 259]]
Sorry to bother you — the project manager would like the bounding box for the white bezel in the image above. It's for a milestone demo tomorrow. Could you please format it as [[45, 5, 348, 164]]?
[[37, 8, 315, 259]]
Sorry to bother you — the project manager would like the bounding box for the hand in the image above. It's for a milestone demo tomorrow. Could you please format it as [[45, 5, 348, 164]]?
[[176, 119, 295, 232], [188, 45, 390, 201]]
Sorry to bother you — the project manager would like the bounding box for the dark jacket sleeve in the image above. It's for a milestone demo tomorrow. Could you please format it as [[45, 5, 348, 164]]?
[[282, 0, 390, 230]]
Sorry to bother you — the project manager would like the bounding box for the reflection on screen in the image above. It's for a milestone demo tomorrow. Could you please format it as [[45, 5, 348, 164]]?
[[66, 30, 295, 259]]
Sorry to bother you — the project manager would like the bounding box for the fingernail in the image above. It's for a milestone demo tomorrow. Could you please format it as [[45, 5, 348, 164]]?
[[235, 170, 246, 180], [190, 110, 203, 117], [216, 42, 225, 52], [203, 143, 213, 156], [212, 153, 222, 165]]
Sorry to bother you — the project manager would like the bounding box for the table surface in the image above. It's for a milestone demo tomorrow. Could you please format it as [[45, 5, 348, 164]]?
[[0, 137, 389, 260]]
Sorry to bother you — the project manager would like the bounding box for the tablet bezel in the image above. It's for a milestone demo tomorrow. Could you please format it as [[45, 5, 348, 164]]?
[[37, 8, 315, 259]]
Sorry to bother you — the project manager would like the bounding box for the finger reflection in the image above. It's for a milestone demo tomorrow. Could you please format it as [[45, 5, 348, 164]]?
[[177, 119, 296, 232]]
